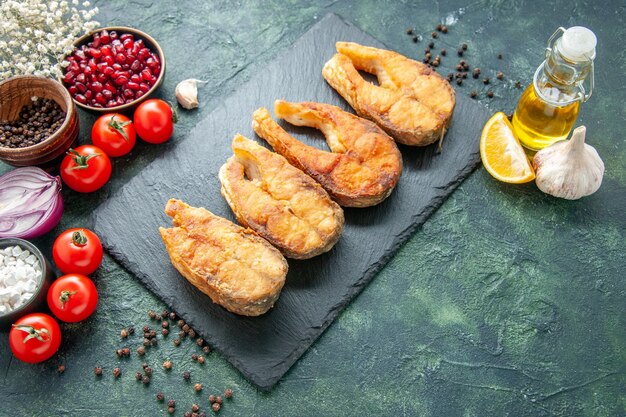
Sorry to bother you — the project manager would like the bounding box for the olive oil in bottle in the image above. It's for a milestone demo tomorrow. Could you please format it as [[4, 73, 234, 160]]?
[[512, 26, 596, 151]]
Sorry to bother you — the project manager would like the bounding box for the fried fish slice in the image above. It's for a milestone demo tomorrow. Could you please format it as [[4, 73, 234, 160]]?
[[219, 135, 344, 259], [159, 199, 288, 316], [322, 42, 456, 146], [252, 101, 402, 207]]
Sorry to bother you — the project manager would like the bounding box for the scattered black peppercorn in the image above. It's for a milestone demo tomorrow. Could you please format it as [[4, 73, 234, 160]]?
[[162, 328, 170, 336], [120, 328, 128, 338], [113, 367, 121, 378], [436, 24, 442, 31], [497, 53, 503, 59], [162, 321, 170, 329], [202, 346, 210, 354], [185, 412, 192, 417], [178, 320, 185, 328], [406, 28, 413, 35], [192, 354, 199, 361], [461, 43, 468, 50], [462, 73, 468, 79], [188, 330, 197, 339], [174, 339, 181, 346], [127, 326, 135, 335], [149, 330, 157, 338], [161, 310, 169, 319], [463, 62, 469, 71], [483, 77, 490, 85], [169, 312, 177, 320], [456, 78, 463, 85], [425, 52, 432, 60], [168, 400, 176, 408], [515, 80, 522, 88], [183, 371, 191, 381], [194, 383, 203, 392], [148, 311, 157, 320], [179, 330, 186, 338], [198, 412, 206, 417], [94, 366, 103, 376], [192, 404, 200, 412], [215, 396, 223, 405], [440, 48, 446, 56], [457, 48, 464, 57], [163, 360, 173, 370], [143, 338, 151, 347], [196, 338, 204, 347], [156, 392, 165, 402], [455, 64, 463, 71], [422, 57, 430, 64], [496, 71, 504, 80], [209, 394, 217, 403], [135, 371, 143, 381], [142, 362, 149, 369], [487, 90, 494, 98], [431, 31, 437, 38], [150, 338, 158, 346], [144, 366, 153, 376], [137, 346, 145, 356], [224, 389, 233, 399], [442, 25, 448, 33], [470, 90, 477, 99], [122, 347, 130, 357], [57, 365, 65, 374], [431, 60, 439, 67], [447, 73, 454, 81], [182, 324, 190, 333], [473, 68, 481, 78], [143, 325, 150, 332], [424, 47, 430, 54], [428, 41, 434, 48], [412, 36, 419, 43], [212, 403, 220, 412], [168, 407, 175, 414], [142, 375, 150, 385]]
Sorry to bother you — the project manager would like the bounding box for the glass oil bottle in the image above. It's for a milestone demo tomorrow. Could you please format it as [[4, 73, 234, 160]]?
[[512, 26, 596, 151]]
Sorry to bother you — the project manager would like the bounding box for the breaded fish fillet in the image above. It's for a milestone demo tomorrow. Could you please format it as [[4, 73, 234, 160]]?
[[159, 199, 288, 316], [322, 42, 455, 146], [219, 135, 344, 259], [252, 101, 402, 207]]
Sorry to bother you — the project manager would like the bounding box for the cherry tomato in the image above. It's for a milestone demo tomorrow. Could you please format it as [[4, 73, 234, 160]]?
[[53, 228, 103, 275], [60, 145, 112, 193], [134, 99, 175, 144], [92, 113, 136, 157], [47, 274, 98, 322], [9, 313, 61, 363]]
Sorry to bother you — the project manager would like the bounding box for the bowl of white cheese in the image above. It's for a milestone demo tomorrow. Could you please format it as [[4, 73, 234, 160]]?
[[0, 238, 56, 329]]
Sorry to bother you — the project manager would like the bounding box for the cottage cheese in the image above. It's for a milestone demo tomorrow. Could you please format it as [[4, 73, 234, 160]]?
[[0, 245, 41, 314]]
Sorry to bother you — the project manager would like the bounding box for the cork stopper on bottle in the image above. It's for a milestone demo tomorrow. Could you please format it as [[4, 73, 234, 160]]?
[[560, 26, 596, 62]]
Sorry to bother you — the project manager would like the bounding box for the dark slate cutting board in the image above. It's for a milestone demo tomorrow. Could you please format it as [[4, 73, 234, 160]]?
[[93, 13, 490, 390]]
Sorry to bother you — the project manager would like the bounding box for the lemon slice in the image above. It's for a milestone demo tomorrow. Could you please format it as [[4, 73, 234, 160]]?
[[480, 112, 535, 183]]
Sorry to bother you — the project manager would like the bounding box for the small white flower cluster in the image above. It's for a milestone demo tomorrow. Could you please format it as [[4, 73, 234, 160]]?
[[0, 245, 42, 314], [0, 0, 99, 80]]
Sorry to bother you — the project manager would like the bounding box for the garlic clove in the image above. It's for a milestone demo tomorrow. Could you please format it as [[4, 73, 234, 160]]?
[[175, 79, 208, 110], [533, 126, 604, 200]]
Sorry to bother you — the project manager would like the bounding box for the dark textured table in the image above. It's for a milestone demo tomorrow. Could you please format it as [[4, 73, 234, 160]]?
[[1, 1, 624, 416]]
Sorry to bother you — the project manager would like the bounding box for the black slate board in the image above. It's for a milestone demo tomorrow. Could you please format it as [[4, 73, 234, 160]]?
[[93, 13, 490, 390]]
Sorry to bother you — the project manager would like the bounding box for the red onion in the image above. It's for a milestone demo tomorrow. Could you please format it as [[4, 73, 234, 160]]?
[[0, 167, 64, 239]]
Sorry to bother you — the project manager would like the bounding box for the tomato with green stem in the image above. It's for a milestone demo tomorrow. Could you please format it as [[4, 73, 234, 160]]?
[[47, 274, 98, 322], [60, 145, 112, 193], [9, 313, 62, 363], [53, 228, 103, 275], [92, 113, 136, 157]]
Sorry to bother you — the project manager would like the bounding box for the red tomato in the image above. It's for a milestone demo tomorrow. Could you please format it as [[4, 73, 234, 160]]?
[[92, 113, 136, 157], [60, 145, 112, 193], [47, 274, 98, 322], [53, 228, 103, 275], [10, 313, 61, 363], [134, 99, 175, 144]]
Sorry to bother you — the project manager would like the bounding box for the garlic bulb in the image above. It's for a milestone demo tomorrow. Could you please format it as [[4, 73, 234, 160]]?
[[533, 126, 604, 200], [175, 79, 208, 109]]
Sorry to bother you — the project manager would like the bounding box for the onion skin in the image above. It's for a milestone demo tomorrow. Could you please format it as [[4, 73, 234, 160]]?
[[0, 167, 64, 239]]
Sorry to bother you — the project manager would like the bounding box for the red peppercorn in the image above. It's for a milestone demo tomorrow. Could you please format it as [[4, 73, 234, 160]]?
[[192, 404, 200, 412], [212, 403, 220, 412], [168, 400, 176, 408], [113, 368, 121, 378], [194, 383, 202, 392], [94, 366, 103, 376], [208, 395, 216, 403], [224, 389, 233, 399], [57, 365, 65, 374]]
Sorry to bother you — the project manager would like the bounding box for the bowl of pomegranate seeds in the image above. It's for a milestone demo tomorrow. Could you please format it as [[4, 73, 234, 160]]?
[[61, 27, 165, 112]]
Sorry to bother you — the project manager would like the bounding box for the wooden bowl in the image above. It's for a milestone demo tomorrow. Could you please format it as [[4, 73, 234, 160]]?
[[0, 76, 79, 167], [65, 26, 166, 113]]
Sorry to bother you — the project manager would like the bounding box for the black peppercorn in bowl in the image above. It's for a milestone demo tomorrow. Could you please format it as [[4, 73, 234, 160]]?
[[62, 26, 166, 113], [0, 75, 79, 167], [0, 238, 57, 330]]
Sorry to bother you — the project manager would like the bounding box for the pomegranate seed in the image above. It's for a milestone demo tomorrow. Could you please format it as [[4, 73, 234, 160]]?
[[75, 50, 87, 61], [75, 73, 86, 84], [112, 63, 122, 71], [83, 66, 93, 76], [149, 75, 157, 84], [123, 88, 134, 98], [84, 90, 93, 100], [125, 97, 136, 104], [141, 69, 152, 81], [97, 73, 108, 83], [151, 53, 160, 64], [63, 71, 75, 83], [153, 65, 161, 76], [114, 75, 129, 86], [68, 85, 78, 95], [92, 103, 104, 108], [123, 39, 134, 49], [130, 60, 141, 72], [122, 63, 131, 70], [115, 53, 126, 64], [92, 33, 101, 48], [138, 83, 150, 93], [100, 29, 111, 44], [110, 30, 118, 40], [103, 66, 114, 77], [116, 96, 125, 105], [103, 55, 115, 66], [106, 99, 116, 108], [104, 82, 117, 93], [102, 90, 113, 100], [130, 74, 141, 83], [88, 59, 98, 70], [127, 81, 140, 91], [120, 33, 134, 42], [135, 90, 145, 99], [125, 55, 135, 65], [95, 92, 107, 105], [131, 44, 140, 56], [91, 81, 103, 92], [101, 45, 113, 56], [75, 94, 87, 104], [114, 44, 125, 54], [138, 48, 150, 60]]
